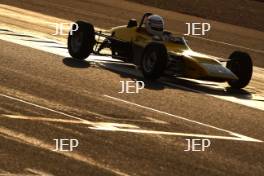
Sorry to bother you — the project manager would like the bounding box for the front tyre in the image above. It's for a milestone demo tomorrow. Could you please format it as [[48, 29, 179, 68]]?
[[68, 21, 95, 60], [141, 43, 168, 80], [226, 51, 253, 89]]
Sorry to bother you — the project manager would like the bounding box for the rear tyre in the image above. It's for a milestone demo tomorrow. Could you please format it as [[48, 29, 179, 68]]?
[[68, 21, 95, 60], [141, 43, 168, 80], [226, 51, 253, 89]]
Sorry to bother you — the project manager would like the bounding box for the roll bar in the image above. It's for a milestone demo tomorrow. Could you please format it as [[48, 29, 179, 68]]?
[[138, 12, 153, 28]]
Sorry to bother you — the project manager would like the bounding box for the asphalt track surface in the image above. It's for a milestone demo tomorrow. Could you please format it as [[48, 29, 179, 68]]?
[[1, 1, 264, 176]]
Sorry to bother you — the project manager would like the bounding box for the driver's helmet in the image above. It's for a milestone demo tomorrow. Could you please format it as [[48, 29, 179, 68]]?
[[145, 14, 164, 36]]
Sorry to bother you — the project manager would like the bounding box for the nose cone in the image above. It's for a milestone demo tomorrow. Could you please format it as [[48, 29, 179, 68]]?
[[201, 63, 239, 80], [183, 50, 239, 80]]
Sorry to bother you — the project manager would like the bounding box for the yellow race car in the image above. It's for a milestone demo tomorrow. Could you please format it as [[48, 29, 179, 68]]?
[[68, 13, 253, 89]]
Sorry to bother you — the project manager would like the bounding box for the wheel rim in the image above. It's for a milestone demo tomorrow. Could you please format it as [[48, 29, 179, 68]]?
[[143, 52, 157, 73], [71, 30, 83, 53]]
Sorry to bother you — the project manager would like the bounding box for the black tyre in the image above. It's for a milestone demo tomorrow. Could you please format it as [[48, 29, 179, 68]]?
[[226, 51, 253, 89], [141, 43, 168, 80], [68, 21, 95, 60]]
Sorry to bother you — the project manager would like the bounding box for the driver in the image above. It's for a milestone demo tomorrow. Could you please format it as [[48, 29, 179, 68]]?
[[144, 14, 164, 36]]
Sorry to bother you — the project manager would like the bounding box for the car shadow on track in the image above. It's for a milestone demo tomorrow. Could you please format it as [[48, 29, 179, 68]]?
[[63, 57, 90, 68], [62, 57, 259, 101], [96, 62, 166, 91], [63, 57, 166, 90], [164, 76, 256, 100]]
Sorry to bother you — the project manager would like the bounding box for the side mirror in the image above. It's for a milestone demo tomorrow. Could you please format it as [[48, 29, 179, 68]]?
[[127, 19, 137, 28]]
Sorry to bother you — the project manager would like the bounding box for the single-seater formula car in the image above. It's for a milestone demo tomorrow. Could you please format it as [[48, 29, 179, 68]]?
[[67, 13, 253, 89]]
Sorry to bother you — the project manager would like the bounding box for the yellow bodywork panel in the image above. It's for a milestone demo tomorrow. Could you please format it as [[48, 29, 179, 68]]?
[[109, 25, 237, 81]]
